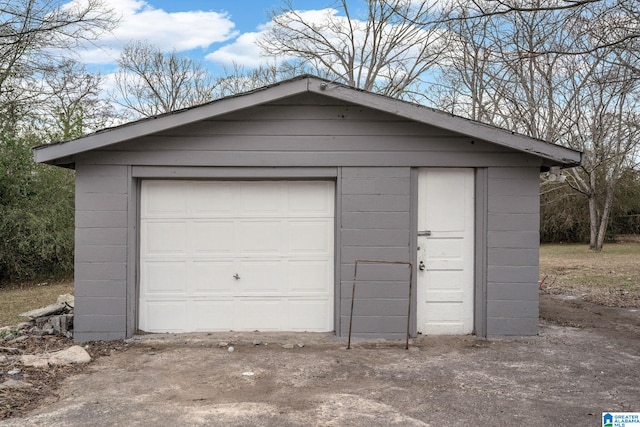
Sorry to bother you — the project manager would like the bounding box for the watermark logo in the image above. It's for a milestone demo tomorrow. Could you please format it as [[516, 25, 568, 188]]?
[[603, 412, 640, 427]]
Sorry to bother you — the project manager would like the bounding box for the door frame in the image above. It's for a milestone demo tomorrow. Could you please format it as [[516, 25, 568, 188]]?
[[126, 167, 339, 337], [409, 167, 488, 338]]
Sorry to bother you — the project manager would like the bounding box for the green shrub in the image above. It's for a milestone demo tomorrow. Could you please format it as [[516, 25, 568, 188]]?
[[0, 135, 74, 284]]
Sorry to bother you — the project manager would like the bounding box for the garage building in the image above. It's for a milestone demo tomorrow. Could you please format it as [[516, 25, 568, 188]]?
[[34, 76, 581, 341]]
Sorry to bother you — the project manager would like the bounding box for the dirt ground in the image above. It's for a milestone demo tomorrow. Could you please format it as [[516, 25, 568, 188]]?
[[1, 293, 639, 427]]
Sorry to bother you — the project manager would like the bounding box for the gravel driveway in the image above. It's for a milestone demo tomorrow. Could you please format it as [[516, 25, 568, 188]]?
[[1, 294, 639, 427]]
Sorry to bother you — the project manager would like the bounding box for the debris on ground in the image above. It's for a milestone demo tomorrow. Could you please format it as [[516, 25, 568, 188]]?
[[17, 294, 75, 338], [0, 294, 128, 420], [20, 345, 91, 368]]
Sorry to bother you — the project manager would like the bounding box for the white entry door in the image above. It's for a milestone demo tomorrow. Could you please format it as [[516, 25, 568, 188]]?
[[139, 180, 335, 333], [417, 169, 474, 334]]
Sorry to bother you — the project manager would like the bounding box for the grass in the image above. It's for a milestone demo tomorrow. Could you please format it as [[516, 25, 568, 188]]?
[[0, 281, 74, 327], [540, 242, 640, 307]]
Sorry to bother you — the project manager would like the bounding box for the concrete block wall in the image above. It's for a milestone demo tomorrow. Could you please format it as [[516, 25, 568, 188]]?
[[74, 164, 129, 341], [486, 167, 540, 335], [338, 167, 412, 338]]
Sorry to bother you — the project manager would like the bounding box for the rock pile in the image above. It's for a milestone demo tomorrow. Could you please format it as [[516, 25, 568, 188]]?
[[17, 294, 74, 338], [20, 345, 92, 368], [0, 294, 92, 395]]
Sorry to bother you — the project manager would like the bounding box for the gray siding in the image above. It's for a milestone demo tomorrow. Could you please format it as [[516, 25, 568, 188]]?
[[79, 94, 539, 169], [74, 164, 129, 341], [485, 167, 540, 336], [339, 168, 412, 338]]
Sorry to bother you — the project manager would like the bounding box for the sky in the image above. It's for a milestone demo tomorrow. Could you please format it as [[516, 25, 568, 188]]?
[[75, 0, 343, 75]]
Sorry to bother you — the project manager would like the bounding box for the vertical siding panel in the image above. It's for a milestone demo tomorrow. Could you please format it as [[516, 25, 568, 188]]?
[[486, 167, 540, 336], [339, 167, 412, 338], [74, 164, 129, 340]]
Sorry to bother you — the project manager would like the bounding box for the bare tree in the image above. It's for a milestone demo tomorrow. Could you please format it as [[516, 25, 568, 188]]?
[[434, 0, 640, 250], [387, 0, 640, 56], [0, 0, 116, 136], [213, 61, 307, 98], [113, 41, 218, 118], [562, 51, 640, 250], [258, 0, 449, 101], [38, 60, 123, 140], [427, 4, 504, 124], [503, 8, 640, 250], [0, 0, 116, 94]]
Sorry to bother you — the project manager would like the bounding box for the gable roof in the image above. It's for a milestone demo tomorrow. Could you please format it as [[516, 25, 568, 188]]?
[[34, 75, 581, 168]]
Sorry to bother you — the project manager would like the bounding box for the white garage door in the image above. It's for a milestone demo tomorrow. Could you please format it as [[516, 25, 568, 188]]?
[[139, 180, 335, 333]]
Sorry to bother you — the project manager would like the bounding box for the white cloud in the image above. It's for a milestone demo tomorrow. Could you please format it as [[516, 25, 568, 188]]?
[[204, 32, 266, 68], [73, 0, 237, 65], [204, 8, 339, 69]]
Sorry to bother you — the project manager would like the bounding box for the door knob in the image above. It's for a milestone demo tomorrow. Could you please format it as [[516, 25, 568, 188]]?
[[418, 261, 425, 271], [233, 273, 240, 280]]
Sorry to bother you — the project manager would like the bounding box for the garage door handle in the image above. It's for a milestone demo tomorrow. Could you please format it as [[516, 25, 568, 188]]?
[[233, 273, 240, 280], [418, 230, 431, 236]]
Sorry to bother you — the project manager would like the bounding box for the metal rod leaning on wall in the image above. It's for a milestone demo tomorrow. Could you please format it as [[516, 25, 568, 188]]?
[[347, 260, 414, 350]]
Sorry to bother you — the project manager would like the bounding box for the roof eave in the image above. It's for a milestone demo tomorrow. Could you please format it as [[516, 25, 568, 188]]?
[[34, 77, 312, 164], [306, 79, 582, 167], [35, 75, 582, 168]]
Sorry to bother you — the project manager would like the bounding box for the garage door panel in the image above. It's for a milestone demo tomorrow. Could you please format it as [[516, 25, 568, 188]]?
[[140, 180, 334, 333], [237, 220, 283, 254], [287, 182, 334, 216], [140, 300, 188, 332], [190, 221, 235, 254], [287, 221, 333, 254], [288, 299, 332, 331], [288, 260, 332, 293], [143, 261, 187, 294], [143, 221, 187, 255], [237, 183, 285, 217], [236, 299, 284, 331], [142, 181, 187, 218], [190, 183, 234, 216], [236, 260, 283, 294], [191, 261, 235, 294], [192, 300, 234, 331]]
